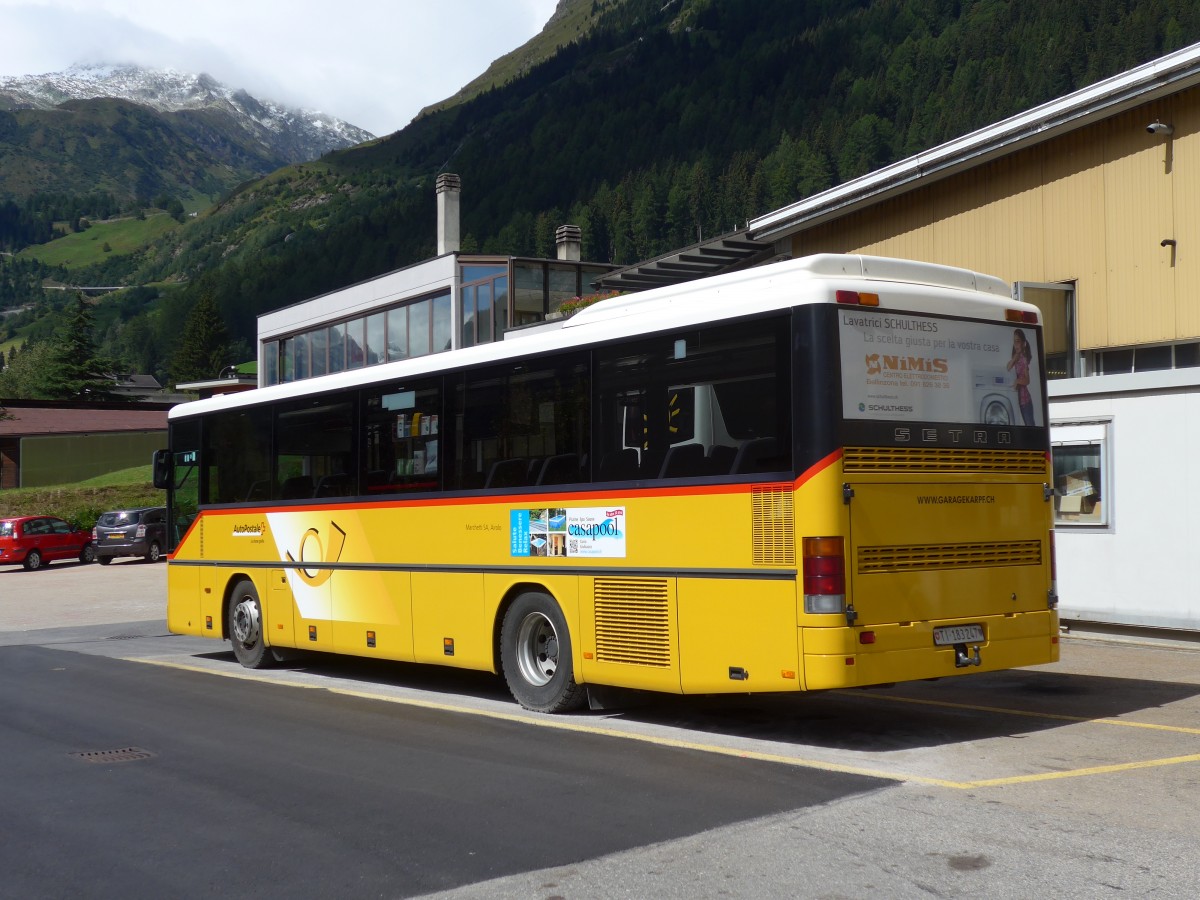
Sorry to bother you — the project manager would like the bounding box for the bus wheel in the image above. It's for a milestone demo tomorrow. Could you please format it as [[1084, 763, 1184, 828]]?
[[501, 591, 586, 713], [228, 579, 272, 669]]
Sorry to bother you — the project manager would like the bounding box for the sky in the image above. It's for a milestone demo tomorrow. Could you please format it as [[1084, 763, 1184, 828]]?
[[0, 0, 561, 136]]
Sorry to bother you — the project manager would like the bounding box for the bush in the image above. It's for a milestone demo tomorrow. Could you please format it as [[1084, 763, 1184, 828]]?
[[0, 482, 163, 531]]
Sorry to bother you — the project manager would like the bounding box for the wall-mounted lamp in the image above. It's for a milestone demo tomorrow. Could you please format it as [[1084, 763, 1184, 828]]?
[[1147, 120, 1174, 136]]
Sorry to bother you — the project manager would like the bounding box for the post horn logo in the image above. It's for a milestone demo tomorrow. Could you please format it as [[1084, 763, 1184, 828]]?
[[286, 521, 347, 587]]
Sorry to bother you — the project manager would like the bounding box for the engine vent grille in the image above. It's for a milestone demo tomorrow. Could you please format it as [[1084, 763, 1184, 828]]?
[[843, 446, 1046, 474], [858, 540, 1042, 573], [752, 483, 795, 566], [594, 578, 672, 668]]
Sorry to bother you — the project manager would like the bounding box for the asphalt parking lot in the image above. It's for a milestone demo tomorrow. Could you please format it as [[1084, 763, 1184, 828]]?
[[5, 556, 1200, 897], [0, 555, 165, 631]]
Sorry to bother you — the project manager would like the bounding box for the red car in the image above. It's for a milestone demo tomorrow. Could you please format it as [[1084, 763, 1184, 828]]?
[[0, 516, 96, 570]]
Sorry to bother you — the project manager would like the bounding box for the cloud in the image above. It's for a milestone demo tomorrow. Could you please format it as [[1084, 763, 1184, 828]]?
[[0, 0, 561, 136]]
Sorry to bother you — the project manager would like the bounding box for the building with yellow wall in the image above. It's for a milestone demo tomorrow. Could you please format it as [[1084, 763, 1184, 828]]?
[[601, 43, 1200, 636], [751, 43, 1200, 636]]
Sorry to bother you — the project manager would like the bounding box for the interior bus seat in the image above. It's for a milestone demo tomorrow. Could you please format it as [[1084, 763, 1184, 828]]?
[[485, 458, 529, 488], [526, 458, 544, 482], [707, 445, 737, 474], [731, 437, 778, 474], [537, 453, 581, 485], [658, 443, 707, 478], [597, 448, 640, 481], [314, 474, 351, 497], [244, 480, 270, 501], [280, 475, 314, 499]]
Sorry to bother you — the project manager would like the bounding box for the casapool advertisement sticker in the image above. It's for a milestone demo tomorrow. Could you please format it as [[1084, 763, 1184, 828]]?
[[510, 507, 626, 558]]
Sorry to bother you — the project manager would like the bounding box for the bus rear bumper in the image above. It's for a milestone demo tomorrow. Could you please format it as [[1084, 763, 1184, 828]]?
[[802, 611, 1059, 690]]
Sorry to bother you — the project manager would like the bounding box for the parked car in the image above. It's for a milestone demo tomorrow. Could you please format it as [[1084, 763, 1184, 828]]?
[[92, 507, 168, 564], [0, 515, 96, 570]]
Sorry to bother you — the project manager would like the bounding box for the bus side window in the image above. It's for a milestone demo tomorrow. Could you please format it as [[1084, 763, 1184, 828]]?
[[202, 407, 272, 504], [595, 316, 791, 482], [274, 395, 356, 499], [453, 353, 589, 492]]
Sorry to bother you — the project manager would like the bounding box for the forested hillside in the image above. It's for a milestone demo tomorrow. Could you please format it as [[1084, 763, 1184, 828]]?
[[3, 0, 1199, 392]]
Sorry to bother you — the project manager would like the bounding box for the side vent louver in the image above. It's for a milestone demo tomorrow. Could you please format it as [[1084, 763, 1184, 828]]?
[[752, 483, 795, 566], [594, 578, 672, 668]]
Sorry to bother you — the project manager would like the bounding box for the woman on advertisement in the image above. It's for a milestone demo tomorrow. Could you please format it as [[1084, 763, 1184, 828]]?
[[1006, 329, 1035, 426]]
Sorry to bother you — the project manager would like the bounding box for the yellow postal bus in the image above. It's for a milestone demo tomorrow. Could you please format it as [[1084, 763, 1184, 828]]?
[[155, 254, 1058, 712]]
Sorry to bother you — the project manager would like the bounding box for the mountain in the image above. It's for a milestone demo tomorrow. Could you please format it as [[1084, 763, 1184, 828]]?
[[4, 0, 1200, 390], [0, 64, 375, 203]]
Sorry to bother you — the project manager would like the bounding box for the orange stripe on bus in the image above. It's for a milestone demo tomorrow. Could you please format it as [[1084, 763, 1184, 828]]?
[[179, 448, 845, 521]]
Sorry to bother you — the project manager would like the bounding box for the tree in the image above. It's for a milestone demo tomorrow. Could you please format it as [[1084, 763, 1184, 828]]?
[[170, 292, 231, 385], [0, 340, 55, 399], [36, 294, 119, 400]]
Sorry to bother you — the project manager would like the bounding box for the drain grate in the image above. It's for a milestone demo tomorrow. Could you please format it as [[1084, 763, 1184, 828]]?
[[70, 747, 155, 763]]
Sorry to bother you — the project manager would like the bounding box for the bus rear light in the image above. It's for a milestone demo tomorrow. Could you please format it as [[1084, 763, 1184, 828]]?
[[858, 631, 876, 644], [835, 290, 880, 307], [803, 536, 846, 614], [1006, 309, 1039, 324]]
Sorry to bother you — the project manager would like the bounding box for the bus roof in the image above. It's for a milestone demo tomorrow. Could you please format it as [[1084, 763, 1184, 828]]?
[[170, 253, 1024, 421]]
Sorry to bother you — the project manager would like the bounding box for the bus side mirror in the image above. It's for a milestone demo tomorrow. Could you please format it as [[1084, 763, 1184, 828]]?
[[152, 449, 172, 489]]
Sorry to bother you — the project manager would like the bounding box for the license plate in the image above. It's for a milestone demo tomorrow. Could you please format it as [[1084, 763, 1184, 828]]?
[[933, 624, 985, 646], [108, 533, 126, 540]]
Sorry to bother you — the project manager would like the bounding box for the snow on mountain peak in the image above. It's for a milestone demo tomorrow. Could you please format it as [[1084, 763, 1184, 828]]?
[[0, 63, 375, 161]]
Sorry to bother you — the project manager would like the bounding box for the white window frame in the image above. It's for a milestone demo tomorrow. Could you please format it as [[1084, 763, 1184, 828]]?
[[1050, 418, 1113, 531]]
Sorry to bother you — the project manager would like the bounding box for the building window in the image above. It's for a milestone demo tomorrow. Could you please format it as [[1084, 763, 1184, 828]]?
[[461, 264, 508, 346], [1017, 283, 1076, 379], [1051, 420, 1110, 528], [311, 328, 328, 377], [346, 318, 365, 369], [366, 313, 386, 366], [263, 341, 278, 386], [548, 265, 578, 315], [388, 307, 408, 362], [513, 263, 545, 327], [410, 300, 431, 357], [433, 293, 452, 353], [329, 322, 345, 373], [1098, 342, 1200, 374]]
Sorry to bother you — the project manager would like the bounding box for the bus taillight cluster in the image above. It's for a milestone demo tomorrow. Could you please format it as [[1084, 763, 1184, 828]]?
[[803, 536, 846, 614]]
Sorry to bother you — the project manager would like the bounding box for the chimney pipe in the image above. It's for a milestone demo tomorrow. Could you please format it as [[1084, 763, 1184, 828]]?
[[556, 224, 582, 261], [436, 173, 461, 255]]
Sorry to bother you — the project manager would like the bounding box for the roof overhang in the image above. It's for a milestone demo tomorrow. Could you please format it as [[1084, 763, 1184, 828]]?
[[596, 229, 777, 292], [749, 42, 1200, 242]]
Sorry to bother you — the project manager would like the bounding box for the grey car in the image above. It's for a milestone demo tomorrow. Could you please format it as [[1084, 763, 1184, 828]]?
[[92, 507, 168, 564]]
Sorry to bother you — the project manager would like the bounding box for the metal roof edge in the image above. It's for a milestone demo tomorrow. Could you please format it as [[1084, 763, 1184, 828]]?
[[749, 42, 1200, 242]]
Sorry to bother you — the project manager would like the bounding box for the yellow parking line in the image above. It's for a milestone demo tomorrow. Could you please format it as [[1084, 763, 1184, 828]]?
[[965, 754, 1200, 787], [837, 691, 1200, 736], [130, 658, 1200, 790]]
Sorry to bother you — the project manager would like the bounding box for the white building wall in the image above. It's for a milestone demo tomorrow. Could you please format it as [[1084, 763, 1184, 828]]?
[[1049, 370, 1200, 631], [258, 254, 459, 343]]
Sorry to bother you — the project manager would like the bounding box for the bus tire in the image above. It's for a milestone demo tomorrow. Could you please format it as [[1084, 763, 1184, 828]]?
[[500, 591, 586, 713], [228, 579, 273, 669]]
